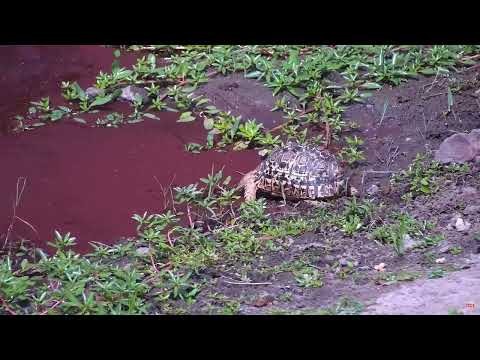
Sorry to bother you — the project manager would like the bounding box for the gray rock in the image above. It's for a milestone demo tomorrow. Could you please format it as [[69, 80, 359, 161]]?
[[366, 184, 380, 196], [324, 255, 335, 263], [438, 244, 452, 254], [339, 258, 349, 267], [85, 86, 104, 99], [136, 247, 151, 256], [467, 129, 480, 154], [455, 218, 472, 232], [461, 186, 478, 197], [119, 85, 150, 103], [434, 133, 476, 164], [464, 205, 480, 215], [403, 234, 420, 251]]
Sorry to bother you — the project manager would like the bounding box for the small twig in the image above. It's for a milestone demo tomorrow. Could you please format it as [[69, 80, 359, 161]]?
[[476, 98, 480, 111], [223, 280, 272, 286], [267, 107, 315, 134], [166, 229, 175, 247], [149, 252, 159, 273], [0, 297, 17, 315], [422, 92, 446, 101], [378, 98, 389, 127], [39, 300, 63, 315], [299, 260, 323, 271], [186, 204, 194, 229]]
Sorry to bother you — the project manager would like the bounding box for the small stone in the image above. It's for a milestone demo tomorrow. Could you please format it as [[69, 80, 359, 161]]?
[[403, 234, 420, 251], [455, 217, 471, 232], [366, 184, 380, 196], [253, 294, 274, 307], [85, 86, 104, 99], [119, 85, 150, 103], [339, 258, 349, 267], [464, 205, 480, 215], [136, 247, 151, 256], [467, 129, 480, 154], [374, 263, 386, 272], [434, 133, 476, 164], [350, 186, 359, 196], [461, 186, 477, 197], [447, 213, 462, 230], [324, 255, 335, 263], [438, 244, 452, 254], [435, 257, 446, 264], [405, 137, 412, 142]]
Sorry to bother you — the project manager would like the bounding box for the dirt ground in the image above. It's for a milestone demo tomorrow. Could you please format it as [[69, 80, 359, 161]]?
[[184, 68, 480, 315]]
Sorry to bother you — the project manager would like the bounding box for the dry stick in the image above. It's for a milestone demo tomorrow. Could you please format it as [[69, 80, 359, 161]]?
[[422, 91, 447, 101], [39, 300, 63, 315], [166, 229, 175, 247], [3, 177, 39, 249], [186, 204, 194, 229], [223, 280, 273, 286], [149, 253, 159, 273], [267, 107, 315, 134], [475, 98, 480, 111], [0, 297, 17, 315]]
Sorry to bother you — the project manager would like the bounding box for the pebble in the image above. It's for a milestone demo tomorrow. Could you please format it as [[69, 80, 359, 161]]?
[[434, 133, 476, 164], [366, 184, 380, 196], [254, 294, 275, 308], [438, 244, 452, 254], [136, 247, 151, 256], [463, 205, 480, 215], [403, 234, 420, 251], [455, 218, 472, 232], [461, 186, 478, 197], [85, 86, 104, 99], [119, 85, 150, 103]]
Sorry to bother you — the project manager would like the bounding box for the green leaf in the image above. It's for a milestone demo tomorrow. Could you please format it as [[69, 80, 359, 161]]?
[[178, 112, 196, 123], [143, 113, 161, 120], [203, 117, 214, 130], [113, 49, 121, 58], [72, 82, 86, 99], [58, 106, 71, 113], [447, 87, 454, 110], [147, 53, 156, 66], [245, 71, 262, 79], [50, 110, 65, 121], [28, 106, 37, 114], [233, 141, 249, 151], [419, 68, 437, 75], [361, 82, 383, 90], [89, 94, 115, 108], [182, 86, 196, 93], [128, 118, 144, 124]]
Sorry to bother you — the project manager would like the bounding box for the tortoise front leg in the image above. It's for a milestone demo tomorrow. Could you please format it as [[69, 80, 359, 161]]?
[[239, 170, 258, 201]]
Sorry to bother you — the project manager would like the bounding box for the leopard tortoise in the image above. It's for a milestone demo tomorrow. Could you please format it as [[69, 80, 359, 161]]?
[[239, 141, 344, 201]]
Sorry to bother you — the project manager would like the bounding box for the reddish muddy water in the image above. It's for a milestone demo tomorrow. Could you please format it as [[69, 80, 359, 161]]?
[[0, 45, 261, 253]]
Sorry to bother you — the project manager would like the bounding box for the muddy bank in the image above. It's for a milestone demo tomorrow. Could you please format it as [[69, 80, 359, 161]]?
[[0, 118, 259, 253]]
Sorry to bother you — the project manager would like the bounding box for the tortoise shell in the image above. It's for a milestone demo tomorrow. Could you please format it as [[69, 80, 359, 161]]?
[[255, 142, 343, 200]]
